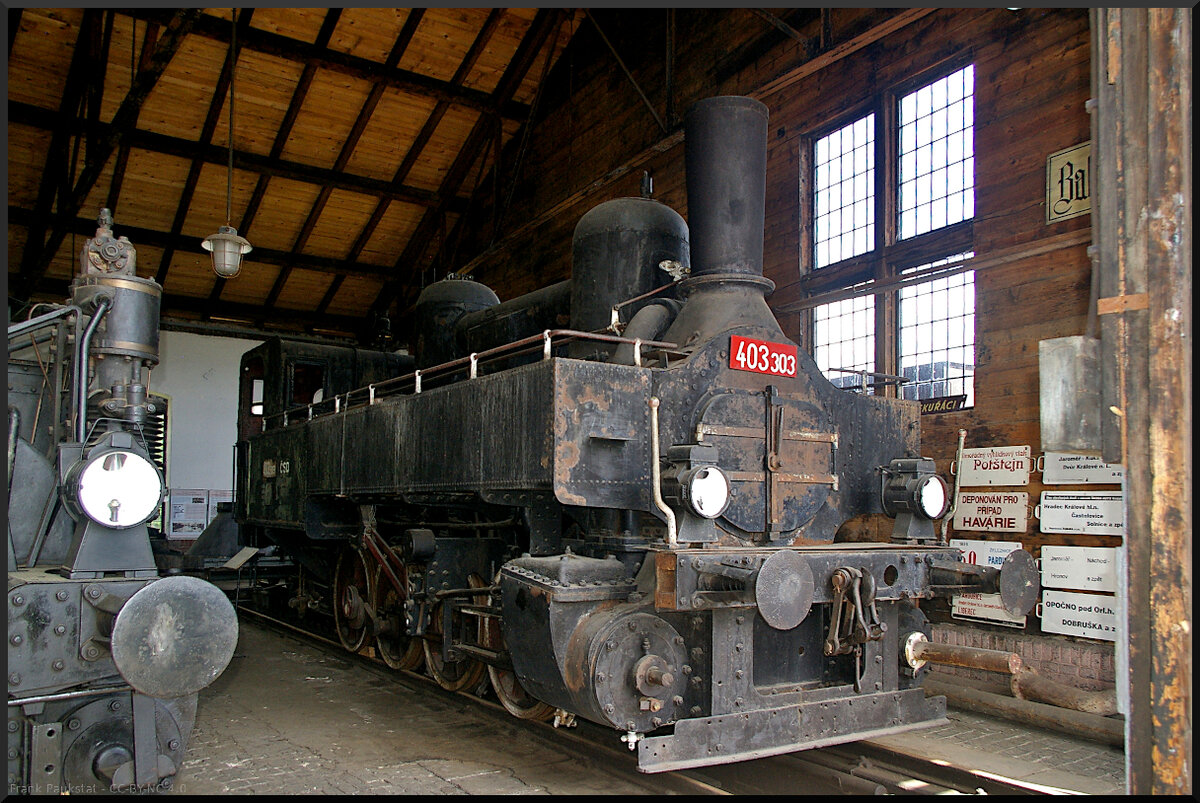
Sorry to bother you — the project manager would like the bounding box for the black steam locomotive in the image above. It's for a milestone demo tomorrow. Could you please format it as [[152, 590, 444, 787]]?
[[233, 97, 1036, 772], [7, 211, 238, 793]]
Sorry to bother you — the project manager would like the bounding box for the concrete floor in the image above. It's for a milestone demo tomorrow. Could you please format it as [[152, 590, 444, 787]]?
[[171, 618, 658, 795], [172, 615, 1127, 796]]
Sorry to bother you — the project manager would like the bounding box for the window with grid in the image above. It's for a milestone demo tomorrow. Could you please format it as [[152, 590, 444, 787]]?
[[806, 63, 976, 407], [899, 253, 975, 406]]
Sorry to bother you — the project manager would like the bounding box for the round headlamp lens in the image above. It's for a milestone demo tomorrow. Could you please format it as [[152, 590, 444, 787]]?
[[915, 474, 949, 519], [77, 449, 163, 528], [686, 466, 731, 519]]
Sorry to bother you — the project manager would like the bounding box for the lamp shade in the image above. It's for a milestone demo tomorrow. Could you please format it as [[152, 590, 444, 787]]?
[[202, 225, 252, 278]]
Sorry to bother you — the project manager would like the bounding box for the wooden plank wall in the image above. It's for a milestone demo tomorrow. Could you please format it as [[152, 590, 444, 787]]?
[[458, 9, 1104, 598]]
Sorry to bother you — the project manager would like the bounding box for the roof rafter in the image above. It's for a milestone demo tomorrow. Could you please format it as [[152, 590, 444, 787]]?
[[118, 8, 531, 122]]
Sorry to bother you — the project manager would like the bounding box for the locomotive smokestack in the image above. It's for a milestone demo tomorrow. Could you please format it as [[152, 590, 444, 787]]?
[[684, 96, 768, 278], [662, 96, 782, 348]]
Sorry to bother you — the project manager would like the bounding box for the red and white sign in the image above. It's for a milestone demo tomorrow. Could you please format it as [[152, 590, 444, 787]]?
[[952, 492, 1029, 532], [948, 538, 1028, 627], [954, 445, 1031, 486], [730, 335, 798, 378]]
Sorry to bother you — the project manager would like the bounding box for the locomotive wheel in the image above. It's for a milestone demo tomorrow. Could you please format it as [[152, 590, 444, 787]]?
[[371, 561, 424, 671], [333, 544, 374, 654], [423, 574, 488, 692], [480, 571, 555, 720]]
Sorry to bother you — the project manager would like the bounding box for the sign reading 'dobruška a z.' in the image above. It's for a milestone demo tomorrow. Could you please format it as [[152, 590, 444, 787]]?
[[1040, 589, 1118, 641], [954, 445, 1031, 486], [1037, 491, 1124, 535]]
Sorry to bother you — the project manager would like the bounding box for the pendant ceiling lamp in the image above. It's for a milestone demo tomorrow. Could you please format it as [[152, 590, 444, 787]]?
[[202, 8, 251, 278]]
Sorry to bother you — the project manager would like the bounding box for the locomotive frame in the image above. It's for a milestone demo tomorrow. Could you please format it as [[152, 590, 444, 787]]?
[[232, 97, 1036, 773]]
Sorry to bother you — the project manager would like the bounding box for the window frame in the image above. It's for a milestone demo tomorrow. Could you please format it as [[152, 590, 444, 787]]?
[[800, 54, 977, 403]]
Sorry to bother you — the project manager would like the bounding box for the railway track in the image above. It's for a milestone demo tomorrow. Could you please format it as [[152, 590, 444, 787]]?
[[232, 603, 1055, 796]]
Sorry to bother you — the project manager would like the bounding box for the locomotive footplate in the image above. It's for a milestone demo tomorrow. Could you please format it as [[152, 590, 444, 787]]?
[[636, 686, 947, 773]]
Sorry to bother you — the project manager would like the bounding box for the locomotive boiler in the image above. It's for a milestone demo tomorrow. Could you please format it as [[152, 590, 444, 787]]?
[[7, 211, 238, 793], [235, 97, 1037, 772]]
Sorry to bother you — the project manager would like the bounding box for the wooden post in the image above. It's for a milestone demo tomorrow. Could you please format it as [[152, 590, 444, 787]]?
[[1091, 7, 1191, 794]]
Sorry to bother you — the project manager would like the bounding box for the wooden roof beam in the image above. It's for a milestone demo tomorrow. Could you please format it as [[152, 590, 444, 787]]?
[[12, 9, 202, 301], [118, 8, 530, 122], [366, 10, 563, 332], [208, 8, 349, 312], [259, 8, 441, 322], [8, 101, 469, 215]]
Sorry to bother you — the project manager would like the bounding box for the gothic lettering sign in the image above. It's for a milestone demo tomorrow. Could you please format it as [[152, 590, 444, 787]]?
[[1046, 142, 1091, 223]]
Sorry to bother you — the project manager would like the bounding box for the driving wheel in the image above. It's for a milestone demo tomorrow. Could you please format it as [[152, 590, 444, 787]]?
[[423, 573, 488, 692], [371, 560, 424, 671], [333, 544, 374, 653]]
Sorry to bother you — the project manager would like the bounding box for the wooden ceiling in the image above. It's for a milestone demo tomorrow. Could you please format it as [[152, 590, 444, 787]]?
[[7, 8, 583, 343]]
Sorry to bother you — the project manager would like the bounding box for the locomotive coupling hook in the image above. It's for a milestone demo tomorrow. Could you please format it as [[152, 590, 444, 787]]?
[[648, 397, 678, 547]]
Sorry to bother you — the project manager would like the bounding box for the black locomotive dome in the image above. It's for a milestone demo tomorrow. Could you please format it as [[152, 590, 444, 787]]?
[[572, 195, 690, 247], [414, 274, 500, 309]]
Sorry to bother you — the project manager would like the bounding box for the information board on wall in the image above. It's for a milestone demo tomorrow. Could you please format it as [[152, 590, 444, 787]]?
[[948, 538, 1027, 627], [1040, 589, 1118, 641], [207, 490, 234, 524], [168, 489, 209, 538], [954, 446, 1031, 486], [1041, 452, 1124, 485], [951, 492, 1028, 532], [1037, 491, 1125, 535], [1040, 545, 1119, 592]]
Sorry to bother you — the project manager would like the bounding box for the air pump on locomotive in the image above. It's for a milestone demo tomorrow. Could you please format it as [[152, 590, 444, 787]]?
[[235, 96, 1038, 773], [8, 212, 238, 793]]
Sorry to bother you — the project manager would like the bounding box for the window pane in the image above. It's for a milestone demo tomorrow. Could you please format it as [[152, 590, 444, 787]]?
[[812, 114, 876, 268], [813, 294, 876, 392], [898, 253, 975, 406], [899, 65, 975, 239]]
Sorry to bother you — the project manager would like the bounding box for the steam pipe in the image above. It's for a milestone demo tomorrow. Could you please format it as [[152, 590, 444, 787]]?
[[74, 296, 112, 443], [648, 397, 677, 547]]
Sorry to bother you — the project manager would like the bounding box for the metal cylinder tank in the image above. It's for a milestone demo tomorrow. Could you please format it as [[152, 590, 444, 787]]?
[[569, 197, 689, 338], [411, 276, 500, 369]]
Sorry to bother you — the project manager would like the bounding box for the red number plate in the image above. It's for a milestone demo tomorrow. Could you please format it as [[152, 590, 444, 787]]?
[[730, 335, 798, 378]]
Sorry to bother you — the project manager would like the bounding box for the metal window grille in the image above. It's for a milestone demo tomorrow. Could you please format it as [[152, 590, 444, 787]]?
[[898, 253, 975, 406], [813, 292, 875, 392], [813, 114, 875, 268], [898, 64, 975, 239]]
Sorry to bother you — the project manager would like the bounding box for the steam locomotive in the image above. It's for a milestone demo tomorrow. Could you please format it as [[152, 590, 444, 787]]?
[[7, 211, 238, 793], [233, 97, 1037, 773]]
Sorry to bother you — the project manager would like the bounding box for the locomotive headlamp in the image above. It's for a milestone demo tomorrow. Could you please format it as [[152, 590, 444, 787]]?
[[72, 446, 164, 528], [881, 457, 948, 543], [680, 464, 731, 519], [881, 458, 949, 520]]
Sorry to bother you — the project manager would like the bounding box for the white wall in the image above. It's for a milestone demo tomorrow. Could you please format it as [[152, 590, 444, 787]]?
[[151, 330, 262, 491]]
